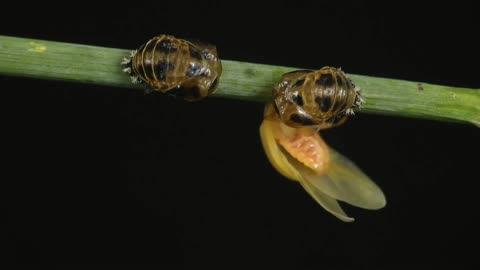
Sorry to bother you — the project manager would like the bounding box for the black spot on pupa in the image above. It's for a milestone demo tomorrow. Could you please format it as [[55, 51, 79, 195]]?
[[155, 61, 175, 80], [293, 79, 305, 88], [316, 73, 334, 87], [155, 61, 167, 80], [190, 49, 203, 61], [292, 93, 304, 106], [301, 117, 315, 125], [315, 96, 332, 112], [290, 114, 315, 125], [290, 114, 303, 124]]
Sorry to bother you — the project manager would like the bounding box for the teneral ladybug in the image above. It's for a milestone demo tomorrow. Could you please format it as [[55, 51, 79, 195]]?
[[260, 103, 385, 222]]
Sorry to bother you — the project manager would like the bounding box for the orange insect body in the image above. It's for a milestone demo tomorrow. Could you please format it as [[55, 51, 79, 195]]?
[[260, 103, 386, 222], [281, 129, 329, 174], [267, 108, 330, 175]]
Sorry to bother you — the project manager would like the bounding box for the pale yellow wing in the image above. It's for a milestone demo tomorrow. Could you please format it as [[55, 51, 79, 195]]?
[[289, 146, 386, 210], [260, 118, 354, 222], [323, 147, 386, 210], [298, 175, 355, 222], [280, 146, 355, 222], [259, 118, 301, 181]]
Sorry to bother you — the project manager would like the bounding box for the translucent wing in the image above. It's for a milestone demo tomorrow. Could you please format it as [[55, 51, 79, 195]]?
[[283, 145, 386, 211], [324, 147, 386, 210], [260, 118, 355, 222], [259, 118, 301, 181], [280, 147, 355, 222], [298, 178, 355, 222]]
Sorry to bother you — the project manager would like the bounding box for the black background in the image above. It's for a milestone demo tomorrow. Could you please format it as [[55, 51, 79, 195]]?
[[3, 1, 479, 268]]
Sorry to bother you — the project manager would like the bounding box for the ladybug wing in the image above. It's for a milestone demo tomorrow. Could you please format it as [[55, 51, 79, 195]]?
[[280, 146, 386, 221], [260, 117, 354, 222], [259, 117, 301, 181], [290, 146, 386, 212], [321, 147, 387, 210], [279, 146, 356, 222]]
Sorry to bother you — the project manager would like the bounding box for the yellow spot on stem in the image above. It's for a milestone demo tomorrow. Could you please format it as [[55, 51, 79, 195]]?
[[28, 42, 47, 53]]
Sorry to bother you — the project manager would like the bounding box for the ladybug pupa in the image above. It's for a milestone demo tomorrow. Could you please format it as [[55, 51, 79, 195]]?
[[271, 67, 364, 129], [122, 34, 222, 101]]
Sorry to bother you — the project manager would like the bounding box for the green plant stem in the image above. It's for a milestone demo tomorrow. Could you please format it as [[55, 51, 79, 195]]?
[[1, 35, 478, 126]]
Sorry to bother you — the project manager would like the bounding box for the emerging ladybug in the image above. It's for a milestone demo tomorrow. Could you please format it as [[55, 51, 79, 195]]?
[[271, 67, 364, 129], [259, 68, 384, 221], [260, 103, 385, 222], [122, 34, 222, 101]]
